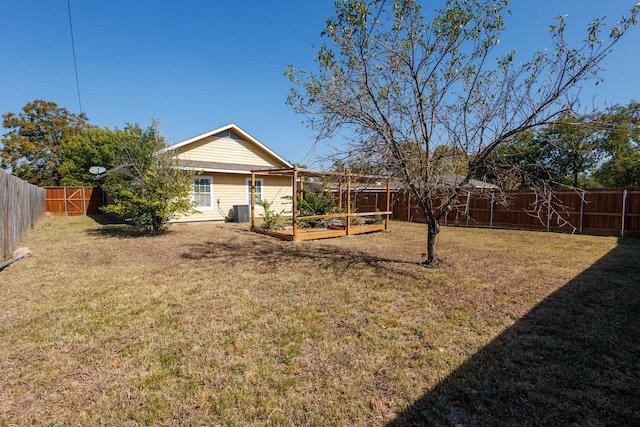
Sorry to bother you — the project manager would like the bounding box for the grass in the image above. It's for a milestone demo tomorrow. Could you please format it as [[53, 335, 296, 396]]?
[[1, 215, 638, 426]]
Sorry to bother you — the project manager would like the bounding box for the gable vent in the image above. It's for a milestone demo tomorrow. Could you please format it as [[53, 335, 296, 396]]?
[[212, 129, 244, 141]]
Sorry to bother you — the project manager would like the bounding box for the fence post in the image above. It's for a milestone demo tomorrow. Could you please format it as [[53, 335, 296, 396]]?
[[391, 192, 395, 219], [82, 186, 87, 215], [621, 189, 627, 237], [465, 192, 471, 227], [490, 192, 495, 229], [385, 179, 390, 230], [579, 190, 586, 234], [546, 190, 552, 232], [3, 176, 9, 260]]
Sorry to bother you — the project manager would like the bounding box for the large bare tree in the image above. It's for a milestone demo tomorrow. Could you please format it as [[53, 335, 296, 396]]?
[[286, 0, 638, 264]]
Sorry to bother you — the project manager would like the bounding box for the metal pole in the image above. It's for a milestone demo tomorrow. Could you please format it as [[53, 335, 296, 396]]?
[[546, 191, 552, 232], [621, 189, 627, 237], [444, 194, 448, 226], [82, 186, 87, 215], [391, 192, 395, 220], [466, 192, 471, 228], [579, 190, 586, 234], [490, 192, 494, 229]]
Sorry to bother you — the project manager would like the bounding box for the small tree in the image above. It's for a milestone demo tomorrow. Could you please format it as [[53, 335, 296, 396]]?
[[101, 122, 198, 235], [286, 0, 638, 264], [257, 198, 286, 230], [297, 185, 337, 227]]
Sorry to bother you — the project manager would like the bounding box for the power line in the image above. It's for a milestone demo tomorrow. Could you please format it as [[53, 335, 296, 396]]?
[[67, 0, 83, 113]]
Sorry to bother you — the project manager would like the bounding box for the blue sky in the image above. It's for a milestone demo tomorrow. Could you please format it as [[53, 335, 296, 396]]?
[[1, 1, 638, 168]]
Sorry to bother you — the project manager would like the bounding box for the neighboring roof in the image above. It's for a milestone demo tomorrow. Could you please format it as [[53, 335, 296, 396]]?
[[438, 174, 498, 190], [315, 180, 400, 192], [165, 123, 293, 169]]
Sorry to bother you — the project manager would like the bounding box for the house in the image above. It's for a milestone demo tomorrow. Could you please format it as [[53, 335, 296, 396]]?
[[437, 174, 498, 190], [167, 124, 293, 223]]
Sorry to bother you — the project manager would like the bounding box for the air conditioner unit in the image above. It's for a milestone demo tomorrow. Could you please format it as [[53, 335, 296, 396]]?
[[233, 204, 250, 223]]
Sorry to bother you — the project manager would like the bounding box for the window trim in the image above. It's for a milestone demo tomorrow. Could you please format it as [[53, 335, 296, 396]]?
[[193, 176, 213, 209], [246, 178, 264, 205]]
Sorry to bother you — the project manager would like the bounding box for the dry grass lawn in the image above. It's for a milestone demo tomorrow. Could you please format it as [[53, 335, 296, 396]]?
[[1, 215, 638, 426]]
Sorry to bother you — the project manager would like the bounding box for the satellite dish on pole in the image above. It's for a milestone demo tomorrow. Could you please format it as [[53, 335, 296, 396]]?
[[89, 166, 106, 175]]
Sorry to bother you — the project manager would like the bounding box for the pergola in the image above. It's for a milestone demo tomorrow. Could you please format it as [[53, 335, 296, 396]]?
[[250, 167, 391, 241]]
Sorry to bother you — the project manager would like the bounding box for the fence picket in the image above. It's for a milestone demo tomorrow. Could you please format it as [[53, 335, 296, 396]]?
[[350, 187, 640, 237], [1, 170, 45, 261]]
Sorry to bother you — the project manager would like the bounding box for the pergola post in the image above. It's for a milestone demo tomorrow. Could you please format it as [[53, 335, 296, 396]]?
[[250, 171, 256, 228], [292, 168, 298, 240], [346, 172, 351, 235]]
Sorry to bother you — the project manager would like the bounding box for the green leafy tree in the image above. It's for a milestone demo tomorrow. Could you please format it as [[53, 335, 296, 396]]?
[[101, 122, 199, 235], [593, 101, 640, 187], [62, 127, 130, 186], [286, 0, 638, 264], [332, 154, 387, 176], [478, 130, 550, 190], [1, 99, 90, 186], [533, 115, 605, 188], [483, 114, 605, 189]]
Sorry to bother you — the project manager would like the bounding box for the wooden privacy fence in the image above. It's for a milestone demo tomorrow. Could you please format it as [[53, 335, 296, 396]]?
[[1, 169, 46, 260], [45, 187, 104, 216], [349, 188, 640, 237]]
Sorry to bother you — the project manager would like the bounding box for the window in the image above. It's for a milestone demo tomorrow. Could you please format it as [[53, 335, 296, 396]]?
[[247, 178, 263, 204], [193, 177, 212, 208]]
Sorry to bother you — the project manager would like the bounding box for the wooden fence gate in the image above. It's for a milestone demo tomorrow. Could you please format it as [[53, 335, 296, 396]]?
[[45, 187, 104, 216]]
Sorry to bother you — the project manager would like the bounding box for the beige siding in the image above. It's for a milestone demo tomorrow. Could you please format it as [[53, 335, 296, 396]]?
[[256, 175, 294, 216], [175, 135, 286, 167], [172, 173, 293, 223]]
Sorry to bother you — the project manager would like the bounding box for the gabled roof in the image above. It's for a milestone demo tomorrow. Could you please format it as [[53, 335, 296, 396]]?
[[164, 123, 292, 169]]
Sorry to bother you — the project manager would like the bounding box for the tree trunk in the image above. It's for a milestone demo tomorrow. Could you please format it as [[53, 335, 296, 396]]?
[[417, 191, 442, 266], [425, 215, 440, 265]]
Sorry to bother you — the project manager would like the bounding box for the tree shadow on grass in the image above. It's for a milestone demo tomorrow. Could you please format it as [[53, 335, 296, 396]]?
[[87, 214, 128, 225], [85, 215, 145, 238], [388, 238, 640, 426], [181, 228, 425, 280]]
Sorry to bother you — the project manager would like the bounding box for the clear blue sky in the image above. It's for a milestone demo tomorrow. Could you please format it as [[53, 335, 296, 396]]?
[[1, 1, 638, 168]]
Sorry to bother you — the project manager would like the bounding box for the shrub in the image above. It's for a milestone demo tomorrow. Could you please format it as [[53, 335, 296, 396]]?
[[296, 186, 337, 228], [257, 198, 285, 230]]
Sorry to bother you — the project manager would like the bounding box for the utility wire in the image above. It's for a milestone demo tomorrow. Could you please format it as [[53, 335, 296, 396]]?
[[67, 0, 83, 113]]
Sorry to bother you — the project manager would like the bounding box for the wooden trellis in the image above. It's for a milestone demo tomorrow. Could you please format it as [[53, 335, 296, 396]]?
[[249, 167, 391, 241]]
